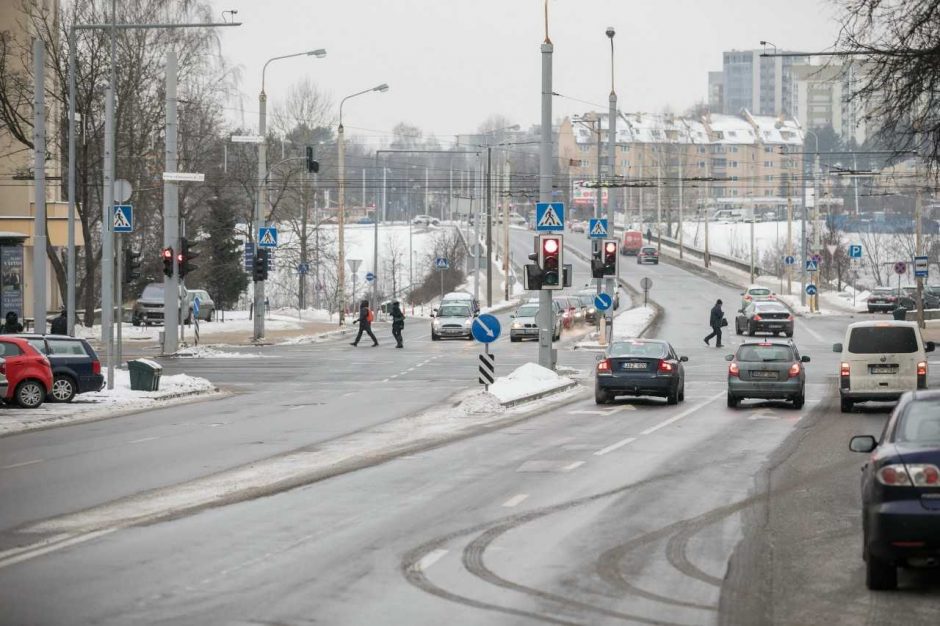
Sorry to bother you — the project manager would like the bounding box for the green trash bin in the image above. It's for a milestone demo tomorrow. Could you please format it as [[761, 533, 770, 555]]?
[[128, 358, 162, 391], [892, 306, 908, 321]]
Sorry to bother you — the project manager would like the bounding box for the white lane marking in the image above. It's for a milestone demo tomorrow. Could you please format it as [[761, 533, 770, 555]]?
[[594, 437, 637, 456], [415, 548, 448, 571], [562, 461, 585, 472], [0, 529, 117, 570], [798, 319, 826, 343], [381, 378, 390, 383], [570, 406, 632, 416], [128, 436, 159, 444], [502, 494, 529, 508], [0, 459, 43, 470], [640, 392, 724, 436]]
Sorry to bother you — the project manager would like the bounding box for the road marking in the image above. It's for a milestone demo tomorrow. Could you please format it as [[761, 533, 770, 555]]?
[[502, 494, 529, 507], [128, 436, 159, 444], [570, 406, 633, 416], [381, 378, 390, 383], [594, 437, 637, 456], [640, 392, 724, 436], [797, 319, 826, 343], [415, 548, 448, 571], [0, 529, 117, 570], [562, 461, 585, 472], [0, 459, 43, 470]]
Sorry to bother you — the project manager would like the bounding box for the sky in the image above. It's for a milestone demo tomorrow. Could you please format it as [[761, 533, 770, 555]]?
[[209, 0, 843, 145]]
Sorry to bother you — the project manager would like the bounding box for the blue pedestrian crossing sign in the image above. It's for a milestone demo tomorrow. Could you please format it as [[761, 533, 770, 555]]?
[[536, 202, 565, 231], [588, 218, 609, 239], [805, 259, 819, 272], [258, 227, 278, 248], [784, 255, 796, 266], [435, 257, 449, 270], [297, 262, 310, 274], [805, 283, 818, 296], [594, 292, 613, 311], [471, 314, 501, 343], [112, 205, 133, 233]]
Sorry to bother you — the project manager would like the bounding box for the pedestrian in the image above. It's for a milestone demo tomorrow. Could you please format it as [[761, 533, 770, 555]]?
[[390, 301, 405, 348], [704, 299, 725, 348], [50, 308, 68, 335], [646, 227, 653, 244], [350, 299, 378, 347], [2, 311, 23, 334]]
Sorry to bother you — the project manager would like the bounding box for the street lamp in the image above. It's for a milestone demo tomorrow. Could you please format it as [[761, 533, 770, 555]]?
[[802, 128, 820, 308], [337, 83, 389, 325]]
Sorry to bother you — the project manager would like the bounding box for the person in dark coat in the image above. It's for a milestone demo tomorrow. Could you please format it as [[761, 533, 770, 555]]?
[[2, 311, 23, 334], [646, 227, 653, 244], [390, 301, 405, 348], [704, 299, 724, 347], [50, 308, 68, 335], [350, 299, 378, 347]]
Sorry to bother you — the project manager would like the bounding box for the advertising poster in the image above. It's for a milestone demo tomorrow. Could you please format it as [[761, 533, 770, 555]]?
[[1, 245, 24, 320]]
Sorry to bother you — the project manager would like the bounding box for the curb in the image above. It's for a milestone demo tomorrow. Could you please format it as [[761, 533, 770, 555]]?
[[497, 381, 581, 408]]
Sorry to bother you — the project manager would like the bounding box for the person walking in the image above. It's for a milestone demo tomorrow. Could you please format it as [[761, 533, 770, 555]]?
[[390, 301, 405, 348], [50, 308, 68, 335], [350, 299, 378, 347], [704, 299, 725, 348], [1, 311, 23, 334], [646, 227, 653, 244]]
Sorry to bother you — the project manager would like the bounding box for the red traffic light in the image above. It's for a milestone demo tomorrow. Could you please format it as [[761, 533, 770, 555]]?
[[162, 248, 173, 260], [542, 238, 559, 253], [604, 241, 617, 254]]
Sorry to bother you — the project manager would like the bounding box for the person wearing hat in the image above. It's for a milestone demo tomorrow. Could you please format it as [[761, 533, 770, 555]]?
[[390, 301, 405, 348], [704, 298, 725, 348]]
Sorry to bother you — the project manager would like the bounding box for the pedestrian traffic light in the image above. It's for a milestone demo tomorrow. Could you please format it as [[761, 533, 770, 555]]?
[[253, 248, 269, 282], [179, 237, 199, 278], [538, 233, 563, 290], [306, 146, 319, 173], [161, 247, 174, 277], [602, 239, 618, 276], [124, 249, 141, 283]]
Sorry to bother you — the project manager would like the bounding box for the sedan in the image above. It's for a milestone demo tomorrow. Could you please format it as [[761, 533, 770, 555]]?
[[868, 287, 900, 313], [510, 303, 561, 342], [430, 304, 474, 340], [735, 301, 794, 337], [637, 246, 659, 265], [595, 339, 687, 405], [726, 340, 809, 409], [849, 390, 940, 590]]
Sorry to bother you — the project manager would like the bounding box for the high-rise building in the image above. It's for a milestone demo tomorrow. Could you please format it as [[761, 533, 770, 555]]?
[[790, 62, 867, 145], [718, 49, 809, 116], [708, 71, 724, 112]]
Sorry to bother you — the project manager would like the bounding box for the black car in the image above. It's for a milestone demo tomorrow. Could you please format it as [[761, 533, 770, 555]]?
[[849, 390, 940, 590], [595, 339, 687, 405], [735, 301, 794, 337], [16, 334, 104, 402], [898, 287, 940, 311], [868, 287, 900, 313]]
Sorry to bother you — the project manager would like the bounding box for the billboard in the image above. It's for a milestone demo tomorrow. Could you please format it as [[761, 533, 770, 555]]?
[[1, 245, 24, 319], [572, 181, 609, 206]]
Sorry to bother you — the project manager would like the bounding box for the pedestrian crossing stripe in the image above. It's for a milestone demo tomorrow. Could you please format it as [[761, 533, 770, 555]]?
[[590, 220, 607, 236], [537, 205, 562, 228]]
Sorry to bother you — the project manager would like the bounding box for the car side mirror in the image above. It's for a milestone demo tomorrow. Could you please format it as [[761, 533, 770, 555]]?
[[801, 355, 811, 363], [849, 435, 877, 453], [510, 313, 516, 318], [832, 343, 843, 353], [595, 354, 604, 362], [724, 354, 734, 362], [679, 356, 689, 362], [926, 341, 935, 353]]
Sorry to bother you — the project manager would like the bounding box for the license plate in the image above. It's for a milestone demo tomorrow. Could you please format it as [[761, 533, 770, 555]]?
[[870, 365, 896, 374], [622, 363, 646, 370], [752, 371, 777, 379]]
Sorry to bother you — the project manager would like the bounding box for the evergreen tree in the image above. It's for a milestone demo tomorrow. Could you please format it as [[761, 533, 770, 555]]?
[[202, 195, 248, 311]]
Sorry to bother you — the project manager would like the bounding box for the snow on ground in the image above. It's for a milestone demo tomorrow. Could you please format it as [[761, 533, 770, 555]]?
[[0, 368, 217, 437], [612, 305, 658, 338], [488, 362, 575, 404], [172, 346, 262, 359]]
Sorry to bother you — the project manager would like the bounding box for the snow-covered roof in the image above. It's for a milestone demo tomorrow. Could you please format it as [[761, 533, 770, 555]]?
[[746, 112, 804, 146], [702, 114, 758, 144]]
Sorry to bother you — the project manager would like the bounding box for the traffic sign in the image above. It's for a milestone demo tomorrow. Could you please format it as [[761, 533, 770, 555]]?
[[914, 256, 929, 278], [588, 218, 609, 239], [365, 271, 375, 282], [479, 351, 496, 386], [258, 227, 278, 248], [535, 202, 565, 231], [297, 262, 310, 275], [784, 255, 796, 266], [594, 292, 613, 311], [434, 257, 449, 270], [112, 204, 133, 233], [192, 296, 201, 317], [894, 261, 907, 275], [162, 172, 205, 182], [640, 277, 653, 290], [812, 253, 822, 264], [244, 242, 255, 271], [848, 244, 862, 259], [805, 283, 818, 296], [806, 259, 818, 272], [472, 314, 501, 343], [825, 244, 838, 256]]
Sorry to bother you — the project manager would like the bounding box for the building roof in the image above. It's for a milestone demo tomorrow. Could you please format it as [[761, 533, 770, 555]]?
[[570, 111, 802, 146]]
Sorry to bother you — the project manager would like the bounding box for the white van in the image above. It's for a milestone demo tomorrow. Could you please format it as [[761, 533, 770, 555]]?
[[833, 321, 935, 413]]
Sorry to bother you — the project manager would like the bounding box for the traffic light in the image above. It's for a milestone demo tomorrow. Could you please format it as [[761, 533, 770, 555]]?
[[124, 249, 141, 283], [538, 233, 563, 290], [591, 241, 605, 278], [179, 237, 199, 278], [253, 248, 269, 282], [306, 146, 319, 173], [602, 239, 618, 276], [162, 247, 174, 277]]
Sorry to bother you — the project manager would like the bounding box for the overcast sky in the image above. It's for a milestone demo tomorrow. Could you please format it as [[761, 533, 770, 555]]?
[[210, 0, 842, 144]]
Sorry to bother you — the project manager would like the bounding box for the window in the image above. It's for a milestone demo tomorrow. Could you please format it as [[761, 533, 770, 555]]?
[[48, 339, 89, 356], [736, 344, 795, 362], [609, 341, 668, 358], [731, 176, 738, 182], [765, 146, 773, 153], [730, 161, 738, 167], [764, 161, 773, 168], [0, 342, 22, 357], [731, 146, 739, 153], [897, 401, 940, 442], [766, 175, 774, 182], [699, 161, 706, 168], [848, 327, 919, 354], [620, 145, 629, 153], [25, 338, 47, 354]]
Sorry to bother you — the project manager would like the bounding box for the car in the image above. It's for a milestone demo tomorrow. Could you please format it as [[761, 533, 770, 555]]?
[[849, 390, 940, 590], [184, 289, 215, 323], [15, 334, 104, 402], [637, 246, 659, 265], [0, 358, 7, 398], [834, 320, 935, 413], [412, 214, 441, 227], [440, 291, 480, 316], [620, 229, 643, 255], [430, 303, 474, 340], [569, 220, 586, 233], [574, 291, 599, 323], [898, 287, 940, 311], [563, 294, 587, 324], [735, 301, 794, 337], [554, 296, 577, 329], [726, 339, 809, 409], [356, 217, 375, 225], [132, 282, 188, 326], [740, 284, 776, 310], [867, 287, 901, 313], [0, 336, 53, 408], [510, 302, 562, 342], [595, 339, 687, 405]]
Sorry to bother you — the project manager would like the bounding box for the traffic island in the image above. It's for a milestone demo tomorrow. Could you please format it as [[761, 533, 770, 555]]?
[[487, 363, 579, 407]]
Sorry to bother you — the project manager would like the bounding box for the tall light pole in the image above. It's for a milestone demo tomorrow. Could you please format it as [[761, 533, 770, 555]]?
[[337, 83, 389, 325], [538, 0, 555, 370], [253, 49, 326, 341], [801, 128, 819, 307], [605, 27, 617, 314]]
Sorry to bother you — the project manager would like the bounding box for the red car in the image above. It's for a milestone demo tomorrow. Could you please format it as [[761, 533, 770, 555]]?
[[0, 336, 53, 408]]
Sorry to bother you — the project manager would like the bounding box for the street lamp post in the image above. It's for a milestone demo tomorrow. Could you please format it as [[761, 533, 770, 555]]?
[[802, 128, 819, 308], [337, 83, 389, 325], [605, 27, 617, 319]]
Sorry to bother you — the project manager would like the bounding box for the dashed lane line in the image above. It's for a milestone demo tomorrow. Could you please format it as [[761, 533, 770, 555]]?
[[502, 494, 529, 508], [640, 392, 724, 436], [128, 436, 160, 444], [562, 461, 585, 472], [594, 437, 637, 457], [0, 459, 43, 470]]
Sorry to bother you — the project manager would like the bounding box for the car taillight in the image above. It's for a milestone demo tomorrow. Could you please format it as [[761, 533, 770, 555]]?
[[658, 359, 674, 373], [788, 362, 801, 378], [0, 362, 4, 375], [877, 464, 940, 487], [917, 361, 927, 376], [769, 295, 776, 300], [744, 295, 752, 301], [753, 314, 763, 321], [597, 359, 611, 373], [786, 314, 794, 321], [728, 362, 740, 377], [840, 362, 850, 377], [92, 360, 101, 375]]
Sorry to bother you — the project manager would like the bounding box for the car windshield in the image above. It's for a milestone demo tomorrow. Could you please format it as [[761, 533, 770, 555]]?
[[748, 288, 771, 297], [896, 401, 940, 443], [438, 305, 470, 317], [141, 284, 163, 299], [609, 342, 667, 358], [736, 344, 795, 362], [848, 327, 918, 354], [516, 305, 539, 317], [578, 295, 594, 306]]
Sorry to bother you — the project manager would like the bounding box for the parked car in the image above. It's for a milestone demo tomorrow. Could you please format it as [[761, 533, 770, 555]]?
[[132, 282, 188, 326], [740, 284, 776, 310], [184, 289, 215, 323], [735, 301, 794, 337], [412, 214, 440, 227], [0, 336, 53, 408], [834, 320, 935, 413], [16, 334, 103, 402], [898, 287, 940, 311], [726, 339, 809, 409], [619, 229, 643, 256], [440, 291, 480, 316], [637, 246, 659, 265], [867, 287, 901, 313], [849, 390, 940, 590], [430, 303, 474, 341], [510, 302, 562, 342], [595, 339, 687, 405]]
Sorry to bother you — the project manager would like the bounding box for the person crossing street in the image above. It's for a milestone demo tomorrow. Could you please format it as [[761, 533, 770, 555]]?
[[350, 299, 378, 347], [390, 301, 405, 348], [704, 299, 725, 348]]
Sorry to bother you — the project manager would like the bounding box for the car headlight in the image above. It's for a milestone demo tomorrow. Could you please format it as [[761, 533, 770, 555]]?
[[512, 322, 522, 329], [464, 319, 471, 327], [432, 320, 441, 329], [588, 307, 595, 314]]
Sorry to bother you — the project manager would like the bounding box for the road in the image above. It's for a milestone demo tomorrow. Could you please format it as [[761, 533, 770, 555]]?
[[1, 229, 937, 624]]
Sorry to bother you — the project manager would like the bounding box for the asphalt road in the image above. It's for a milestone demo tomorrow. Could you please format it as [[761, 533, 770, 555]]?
[[1, 230, 938, 625]]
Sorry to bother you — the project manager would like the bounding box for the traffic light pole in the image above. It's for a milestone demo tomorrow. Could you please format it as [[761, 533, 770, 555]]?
[[116, 234, 123, 367], [538, 19, 555, 370], [162, 50, 180, 356]]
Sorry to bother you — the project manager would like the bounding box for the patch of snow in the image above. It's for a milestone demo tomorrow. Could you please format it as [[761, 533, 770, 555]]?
[[612, 305, 657, 338], [173, 346, 261, 359], [488, 362, 574, 404]]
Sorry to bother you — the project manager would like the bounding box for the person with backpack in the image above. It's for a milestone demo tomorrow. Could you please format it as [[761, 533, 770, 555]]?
[[350, 299, 378, 347], [390, 301, 405, 348]]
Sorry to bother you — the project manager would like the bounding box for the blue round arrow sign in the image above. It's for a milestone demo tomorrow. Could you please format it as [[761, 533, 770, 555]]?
[[365, 272, 375, 282], [471, 314, 501, 343], [594, 293, 612, 311], [805, 283, 818, 296]]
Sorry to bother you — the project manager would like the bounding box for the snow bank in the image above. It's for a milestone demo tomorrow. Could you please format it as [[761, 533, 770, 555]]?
[[172, 346, 262, 359], [488, 362, 574, 404], [612, 305, 657, 338]]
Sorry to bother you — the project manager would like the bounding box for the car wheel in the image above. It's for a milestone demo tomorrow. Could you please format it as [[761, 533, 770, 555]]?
[[748, 322, 756, 336], [727, 392, 739, 408], [785, 331, 793, 338], [431, 333, 440, 341], [510, 336, 520, 343], [132, 316, 141, 327], [16, 380, 45, 409], [184, 311, 193, 326], [678, 383, 685, 402], [595, 387, 610, 405], [841, 397, 853, 413], [793, 393, 805, 410], [866, 555, 898, 590], [49, 375, 77, 403], [666, 384, 679, 405]]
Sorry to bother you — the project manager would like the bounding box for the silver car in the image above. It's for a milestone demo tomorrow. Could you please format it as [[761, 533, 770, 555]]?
[[431, 303, 474, 340], [726, 339, 810, 409], [510, 302, 561, 342]]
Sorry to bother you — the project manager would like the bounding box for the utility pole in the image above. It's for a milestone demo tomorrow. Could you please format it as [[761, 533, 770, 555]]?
[[485, 146, 493, 307], [474, 154, 483, 305], [786, 176, 793, 294], [32, 39, 47, 335], [915, 160, 925, 329], [504, 156, 511, 302], [538, 1, 555, 370], [162, 51, 180, 356], [606, 26, 617, 316], [656, 160, 662, 252]]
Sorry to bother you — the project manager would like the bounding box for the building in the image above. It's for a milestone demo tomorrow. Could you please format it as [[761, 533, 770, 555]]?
[[790, 62, 867, 146], [717, 49, 809, 116], [708, 71, 724, 113]]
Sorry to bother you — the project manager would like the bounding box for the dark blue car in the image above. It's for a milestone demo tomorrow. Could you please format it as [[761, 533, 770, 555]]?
[[850, 390, 940, 590], [595, 339, 687, 405], [16, 335, 104, 402]]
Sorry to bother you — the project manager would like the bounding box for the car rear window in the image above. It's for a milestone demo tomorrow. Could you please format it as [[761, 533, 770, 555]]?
[[748, 288, 771, 296], [736, 344, 795, 362], [896, 401, 940, 442], [48, 339, 89, 356], [873, 288, 896, 295], [754, 303, 787, 313], [847, 327, 919, 354], [609, 342, 667, 358]]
